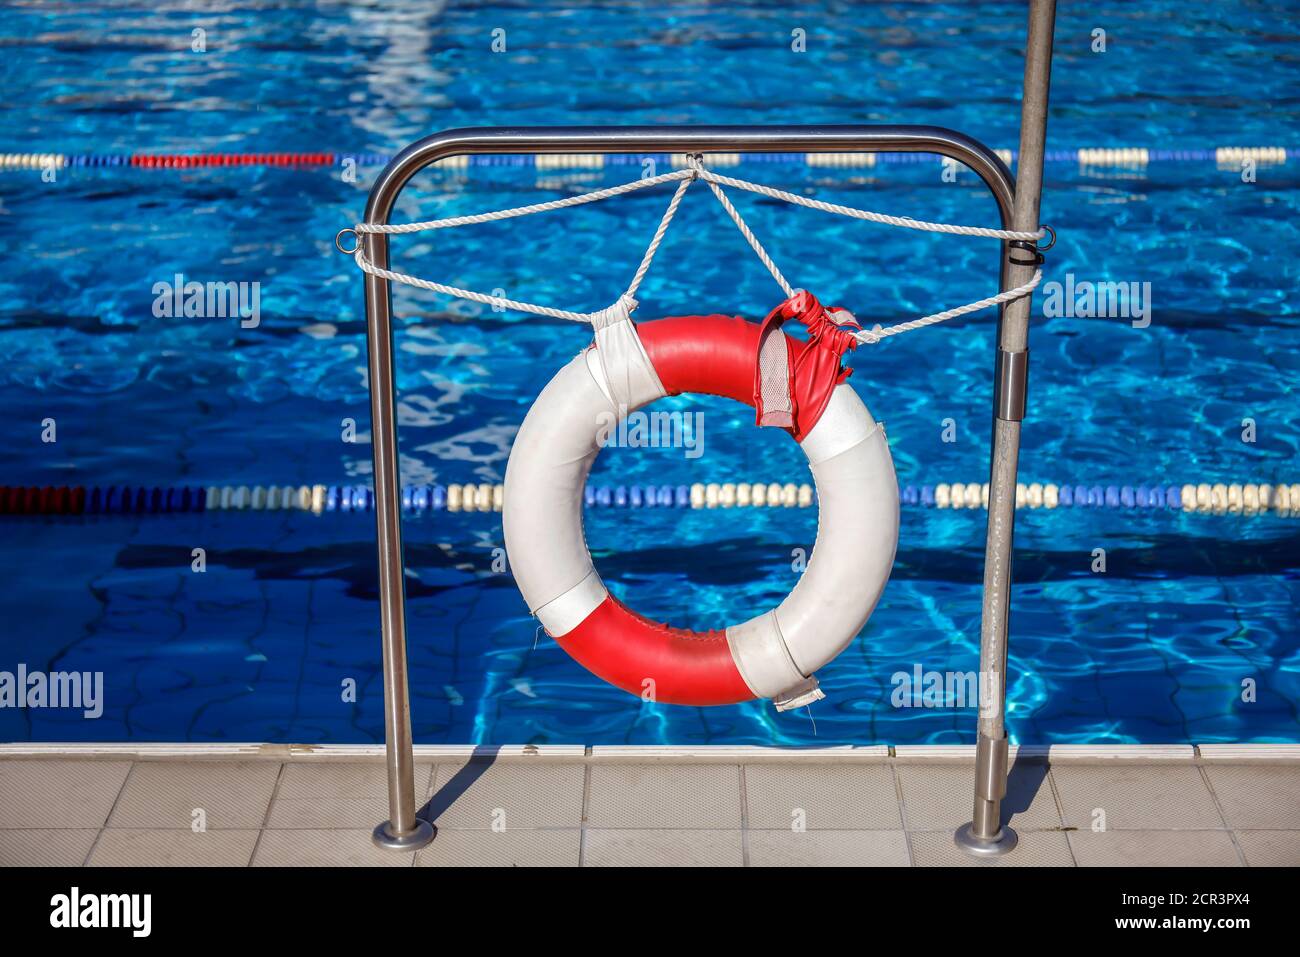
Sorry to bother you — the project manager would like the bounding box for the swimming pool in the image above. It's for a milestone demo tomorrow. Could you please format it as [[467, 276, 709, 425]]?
[[1, 0, 1297, 747]]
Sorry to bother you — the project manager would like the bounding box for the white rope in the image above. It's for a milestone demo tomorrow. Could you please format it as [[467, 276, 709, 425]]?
[[352, 250, 594, 322], [698, 169, 1045, 242], [343, 159, 1050, 338], [690, 157, 795, 299], [623, 169, 696, 302], [354, 168, 695, 234], [853, 270, 1043, 344], [351, 167, 701, 322]]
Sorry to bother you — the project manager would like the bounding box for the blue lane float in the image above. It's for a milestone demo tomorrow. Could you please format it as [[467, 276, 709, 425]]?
[[0, 480, 1295, 517]]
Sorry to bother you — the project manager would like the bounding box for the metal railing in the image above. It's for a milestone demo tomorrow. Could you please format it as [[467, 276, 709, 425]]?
[[352, 0, 1054, 860]]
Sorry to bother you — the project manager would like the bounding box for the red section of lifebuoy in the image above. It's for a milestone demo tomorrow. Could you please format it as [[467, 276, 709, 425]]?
[[554, 595, 752, 706], [640, 299, 856, 441], [639, 314, 762, 406]]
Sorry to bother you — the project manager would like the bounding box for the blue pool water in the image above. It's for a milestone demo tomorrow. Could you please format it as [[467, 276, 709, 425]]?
[[1, 1, 1297, 746]]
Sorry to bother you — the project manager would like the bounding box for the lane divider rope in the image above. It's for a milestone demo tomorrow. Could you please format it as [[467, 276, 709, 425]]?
[[2, 481, 1296, 517], [1, 147, 1290, 171]]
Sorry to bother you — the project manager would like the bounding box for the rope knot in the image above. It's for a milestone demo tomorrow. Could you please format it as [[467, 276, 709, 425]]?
[[589, 294, 638, 330], [780, 290, 862, 355], [858, 324, 885, 345]]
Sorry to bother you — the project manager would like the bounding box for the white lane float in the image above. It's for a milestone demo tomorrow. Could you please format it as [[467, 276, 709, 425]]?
[[503, 291, 899, 710]]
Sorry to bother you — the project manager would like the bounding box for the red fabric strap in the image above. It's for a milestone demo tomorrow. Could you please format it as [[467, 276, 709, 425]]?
[[752, 291, 860, 441]]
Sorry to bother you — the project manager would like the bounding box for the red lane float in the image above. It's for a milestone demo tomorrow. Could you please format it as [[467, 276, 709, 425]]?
[[129, 153, 336, 169], [502, 292, 900, 709]]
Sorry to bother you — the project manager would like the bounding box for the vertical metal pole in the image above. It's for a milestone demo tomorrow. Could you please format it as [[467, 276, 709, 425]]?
[[955, 0, 1056, 857], [365, 229, 434, 851]]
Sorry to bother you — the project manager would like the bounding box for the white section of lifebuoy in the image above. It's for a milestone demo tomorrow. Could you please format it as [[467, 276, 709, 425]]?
[[532, 568, 606, 637], [800, 381, 878, 465], [503, 350, 665, 636], [723, 385, 899, 698], [589, 297, 666, 410]]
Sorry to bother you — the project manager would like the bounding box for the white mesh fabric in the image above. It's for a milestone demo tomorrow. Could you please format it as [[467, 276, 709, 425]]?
[[757, 324, 793, 428]]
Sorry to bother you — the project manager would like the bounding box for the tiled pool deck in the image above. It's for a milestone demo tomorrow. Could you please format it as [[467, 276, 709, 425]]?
[[1, 744, 1297, 867]]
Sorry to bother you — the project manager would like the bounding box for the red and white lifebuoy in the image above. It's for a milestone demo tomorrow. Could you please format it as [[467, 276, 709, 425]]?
[[503, 292, 899, 710]]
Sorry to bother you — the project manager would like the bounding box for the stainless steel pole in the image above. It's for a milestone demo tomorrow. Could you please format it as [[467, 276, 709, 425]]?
[[955, 0, 1057, 857], [351, 125, 1019, 851], [365, 224, 434, 851]]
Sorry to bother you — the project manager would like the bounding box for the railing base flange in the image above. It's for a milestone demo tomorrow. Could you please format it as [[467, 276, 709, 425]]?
[[953, 822, 1019, 857], [372, 818, 435, 851]]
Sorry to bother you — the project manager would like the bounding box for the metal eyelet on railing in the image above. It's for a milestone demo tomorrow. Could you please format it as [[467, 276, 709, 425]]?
[[334, 228, 360, 255]]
